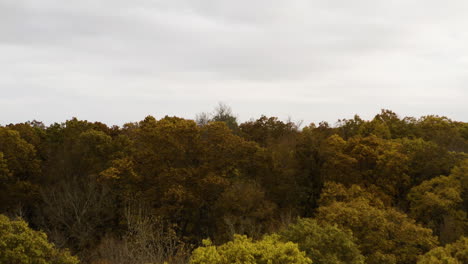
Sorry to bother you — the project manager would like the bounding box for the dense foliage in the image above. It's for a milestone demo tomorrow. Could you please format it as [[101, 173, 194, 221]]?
[[0, 107, 467, 263], [190, 235, 311, 264], [0, 214, 78, 264]]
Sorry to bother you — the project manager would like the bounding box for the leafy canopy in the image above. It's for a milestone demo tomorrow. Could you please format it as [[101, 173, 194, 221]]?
[[190, 234, 312, 264], [0, 214, 78, 264]]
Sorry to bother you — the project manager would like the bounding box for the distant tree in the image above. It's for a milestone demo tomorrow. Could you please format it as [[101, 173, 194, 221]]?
[[196, 103, 239, 132], [336, 115, 364, 140], [239, 115, 298, 147], [211, 103, 238, 131], [373, 109, 408, 139], [0, 214, 78, 264], [195, 112, 211, 126]]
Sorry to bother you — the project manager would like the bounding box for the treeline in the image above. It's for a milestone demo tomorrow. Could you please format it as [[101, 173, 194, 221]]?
[[0, 106, 467, 264]]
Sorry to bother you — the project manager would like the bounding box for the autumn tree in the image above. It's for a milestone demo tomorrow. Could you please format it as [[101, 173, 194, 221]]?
[[0, 110, 466, 261], [317, 182, 438, 264], [0, 127, 41, 213], [214, 181, 277, 242], [320, 135, 411, 202]]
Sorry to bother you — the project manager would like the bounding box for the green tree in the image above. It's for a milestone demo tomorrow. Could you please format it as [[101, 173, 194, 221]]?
[[196, 103, 239, 132], [398, 137, 458, 186], [278, 218, 365, 264], [415, 115, 467, 152], [239, 115, 298, 147], [211, 103, 239, 132], [408, 160, 468, 244], [7, 121, 47, 160], [0, 214, 78, 264], [417, 236, 468, 264], [190, 234, 312, 264], [336, 115, 365, 140]]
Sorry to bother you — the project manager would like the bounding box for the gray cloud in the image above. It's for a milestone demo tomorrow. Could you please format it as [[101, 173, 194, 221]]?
[[0, 0, 467, 125]]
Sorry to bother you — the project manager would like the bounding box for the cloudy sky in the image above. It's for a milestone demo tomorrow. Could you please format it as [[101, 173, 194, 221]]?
[[1, 0, 467, 126]]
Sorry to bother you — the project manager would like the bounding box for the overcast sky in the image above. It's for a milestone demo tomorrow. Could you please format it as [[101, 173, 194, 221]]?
[[1, 0, 467, 126]]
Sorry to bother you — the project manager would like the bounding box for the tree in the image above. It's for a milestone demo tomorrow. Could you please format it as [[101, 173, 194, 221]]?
[[196, 103, 239, 132], [278, 218, 365, 264], [398, 137, 458, 186], [407, 160, 468, 244], [239, 115, 298, 147], [0, 127, 40, 181], [320, 135, 411, 202], [317, 182, 438, 264], [415, 115, 467, 152], [124, 116, 269, 241], [94, 202, 190, 264], [239, 116, 304, 211], [0, 127, 41, 213], [41, 118, 121, 183], [293, 122, 337, 214], [214, 182, 277, 242], [211, 103, 239, 132], [0, 214, 78, 264], [7, 121, 47, 160], [38, 176, 116, 260], [190, 234, 312, 264], [417, 236, 468, 264], [336, 115, 365, 140], [373, 109, 409, 139]]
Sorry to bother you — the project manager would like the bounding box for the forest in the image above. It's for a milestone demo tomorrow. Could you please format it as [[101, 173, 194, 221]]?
[[0, 105, 467, 264]]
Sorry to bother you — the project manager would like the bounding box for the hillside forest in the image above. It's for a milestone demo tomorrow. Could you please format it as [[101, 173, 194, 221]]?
[[1, 105, 467, 264]]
